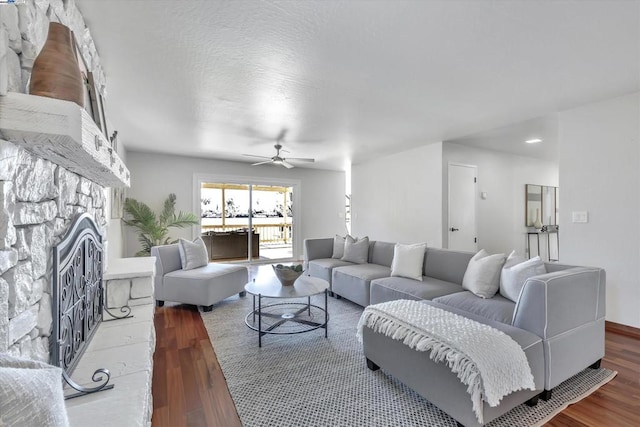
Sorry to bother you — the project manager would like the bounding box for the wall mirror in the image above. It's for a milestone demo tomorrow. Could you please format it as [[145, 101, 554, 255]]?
[[526, 184, 558, 227], [525, 185, 542, 227]]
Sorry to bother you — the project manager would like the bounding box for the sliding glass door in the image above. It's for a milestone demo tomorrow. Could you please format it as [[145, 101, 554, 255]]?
[[251, 185, 293, 260], [198, 180, 296, 263], [201, 183, 252, 262]]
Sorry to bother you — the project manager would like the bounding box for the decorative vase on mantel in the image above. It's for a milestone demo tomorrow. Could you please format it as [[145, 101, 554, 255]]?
[[29, 22, 84, 107], [533, 208, 543, 229]]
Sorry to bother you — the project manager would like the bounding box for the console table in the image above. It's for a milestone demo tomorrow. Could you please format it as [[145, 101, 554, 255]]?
[[527, 230, 559, 262]]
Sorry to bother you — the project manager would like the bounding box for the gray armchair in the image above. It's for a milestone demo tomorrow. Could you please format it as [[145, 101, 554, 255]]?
[[151, 244, 248, 311]]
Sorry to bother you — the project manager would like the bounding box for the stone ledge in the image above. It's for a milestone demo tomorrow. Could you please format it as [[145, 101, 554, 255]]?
[[103, 257, 155, 281], [65, 370, 152, 427], [0, 93, 129, 188], [65, 304, 155, 427], [104, 257, 156, 309]]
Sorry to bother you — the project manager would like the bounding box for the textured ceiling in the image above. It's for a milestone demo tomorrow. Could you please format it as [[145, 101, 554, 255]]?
[[76, 1, 639, 170]]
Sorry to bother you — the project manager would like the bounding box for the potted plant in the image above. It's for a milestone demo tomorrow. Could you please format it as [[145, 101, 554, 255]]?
[[123, 193, 198, 256]]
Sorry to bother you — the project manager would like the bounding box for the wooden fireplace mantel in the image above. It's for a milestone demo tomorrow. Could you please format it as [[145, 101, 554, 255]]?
[[0, 92, 129, 188]]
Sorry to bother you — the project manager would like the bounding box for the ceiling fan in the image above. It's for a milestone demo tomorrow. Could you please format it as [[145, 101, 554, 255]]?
[[243, 143, 315, 169]]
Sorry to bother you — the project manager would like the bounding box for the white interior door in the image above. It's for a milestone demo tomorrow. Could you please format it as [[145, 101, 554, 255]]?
[[448, 163, 477, 252]]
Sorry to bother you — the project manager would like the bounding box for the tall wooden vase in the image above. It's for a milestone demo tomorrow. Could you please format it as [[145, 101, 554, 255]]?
[[29, 22, 84, 107]]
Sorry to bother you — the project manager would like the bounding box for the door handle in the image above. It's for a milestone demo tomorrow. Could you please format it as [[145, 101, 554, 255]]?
[[449, 227, 459, 232]]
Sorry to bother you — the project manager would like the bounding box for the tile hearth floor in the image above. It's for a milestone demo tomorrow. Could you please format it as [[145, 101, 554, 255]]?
[[150, 266, 640, 427]]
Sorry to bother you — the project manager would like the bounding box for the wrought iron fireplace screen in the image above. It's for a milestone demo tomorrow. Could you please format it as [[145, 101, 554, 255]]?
[[52, 213, 112, 398]]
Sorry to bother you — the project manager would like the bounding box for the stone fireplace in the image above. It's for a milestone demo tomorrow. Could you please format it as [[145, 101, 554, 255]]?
[[0, 0, 125, 363], [0, 143, 109, 361], [1, 2, 154, 423]]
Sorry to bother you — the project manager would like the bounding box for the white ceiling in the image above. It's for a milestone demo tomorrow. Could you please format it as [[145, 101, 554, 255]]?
[[77, 1, 639, 170], [446, 115, 559, 161]]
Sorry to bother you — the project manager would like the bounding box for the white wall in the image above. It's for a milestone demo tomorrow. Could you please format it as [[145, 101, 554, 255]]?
[[558, 92, 640, 328], [106, 146, 127, 262], [351, 143, 443, 246], [442, 143, 559, 256], [124, 152, 345, 259]]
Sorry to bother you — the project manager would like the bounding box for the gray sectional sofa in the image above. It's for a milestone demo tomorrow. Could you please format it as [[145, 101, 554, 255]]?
[[304, 237, 606, 426]]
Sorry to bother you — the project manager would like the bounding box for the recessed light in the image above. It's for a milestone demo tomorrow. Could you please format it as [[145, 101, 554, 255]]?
[[525, 138, 542, 144]]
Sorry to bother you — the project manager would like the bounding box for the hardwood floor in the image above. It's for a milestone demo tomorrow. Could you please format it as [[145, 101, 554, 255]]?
[[151, 304, 242, 427], [151, 306, 640, 427]]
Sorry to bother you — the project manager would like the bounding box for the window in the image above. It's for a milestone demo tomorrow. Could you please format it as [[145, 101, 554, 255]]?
[[195, 175, 300, 263]]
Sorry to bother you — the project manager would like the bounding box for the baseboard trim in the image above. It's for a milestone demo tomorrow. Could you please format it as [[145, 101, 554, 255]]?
[[606, 320, 640, 339]]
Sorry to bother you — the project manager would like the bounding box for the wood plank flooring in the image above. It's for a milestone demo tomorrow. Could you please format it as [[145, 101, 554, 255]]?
[[152, 306, 640, 427]]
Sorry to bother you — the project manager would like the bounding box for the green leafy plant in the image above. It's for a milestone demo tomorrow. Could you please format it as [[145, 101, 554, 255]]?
[[123, 193, 199, 256]]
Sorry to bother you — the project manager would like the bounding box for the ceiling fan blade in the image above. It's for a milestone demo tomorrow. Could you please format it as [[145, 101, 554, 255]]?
[[281, 160, 295, 169], [243, 154, 272, 159], [287, 157, 315, 162], [251, 160, 273, 166]]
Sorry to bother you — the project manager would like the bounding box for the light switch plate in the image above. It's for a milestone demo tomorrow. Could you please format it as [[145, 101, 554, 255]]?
[[572, 211, 588, 223]]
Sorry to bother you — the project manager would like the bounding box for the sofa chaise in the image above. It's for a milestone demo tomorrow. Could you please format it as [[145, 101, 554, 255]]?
[[151, 244, 248, 311], [304, 237, 606, 425]]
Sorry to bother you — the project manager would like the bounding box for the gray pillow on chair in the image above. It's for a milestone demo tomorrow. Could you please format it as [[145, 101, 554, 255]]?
[[178, 237, 209, 270], [0, 354, 70, 427], [342, 236, 369, 264], [332, 234, 348, 259]]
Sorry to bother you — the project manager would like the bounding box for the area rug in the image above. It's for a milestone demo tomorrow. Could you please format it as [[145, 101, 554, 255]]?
[[201, 294, 616, 427]]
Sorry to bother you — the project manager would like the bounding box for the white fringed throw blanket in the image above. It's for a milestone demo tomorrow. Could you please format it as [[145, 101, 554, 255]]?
[[356, 300, 535, 423]]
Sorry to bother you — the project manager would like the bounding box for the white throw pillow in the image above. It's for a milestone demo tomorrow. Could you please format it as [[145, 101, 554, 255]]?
[[0, 354, 70, 427], [502, 250, 525, 270], [341, 236, 369, 264], [391, 243, 427, 281], [500, 254, 546, 302], [500, 250, 525, 286], [462, 249, 506, 298], [332, 234, 347, 259], [178, 237, 209, 270]]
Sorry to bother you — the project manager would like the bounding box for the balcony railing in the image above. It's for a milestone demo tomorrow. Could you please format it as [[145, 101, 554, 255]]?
[[202, 223, 293, 245]]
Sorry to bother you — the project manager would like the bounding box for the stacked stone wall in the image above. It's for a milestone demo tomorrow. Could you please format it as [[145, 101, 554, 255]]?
[[0, 0, 107, 97], [0, 140, 108, 360], [0, 0, 109, 360]]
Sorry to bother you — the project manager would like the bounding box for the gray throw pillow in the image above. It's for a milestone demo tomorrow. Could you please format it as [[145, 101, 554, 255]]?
[[332, 234, 347, 259], [178, 237, 209, 270], [341, 236, 369, 264], [0, 354, 70, 427]]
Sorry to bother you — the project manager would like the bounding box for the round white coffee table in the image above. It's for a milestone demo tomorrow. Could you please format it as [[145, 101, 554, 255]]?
[[244, 275, 330, 347]]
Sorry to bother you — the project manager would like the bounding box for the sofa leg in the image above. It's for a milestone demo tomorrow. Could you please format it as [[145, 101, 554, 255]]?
[[540, 389, 552, 401], [335, 294, 342, 300], [589, 359, 602, 369], [239, 291, 247, 297], [156, 300, 164, 307], [202, 305, 213, 312], [366, 358, 380, 371], [525, 395, 539, 407]]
